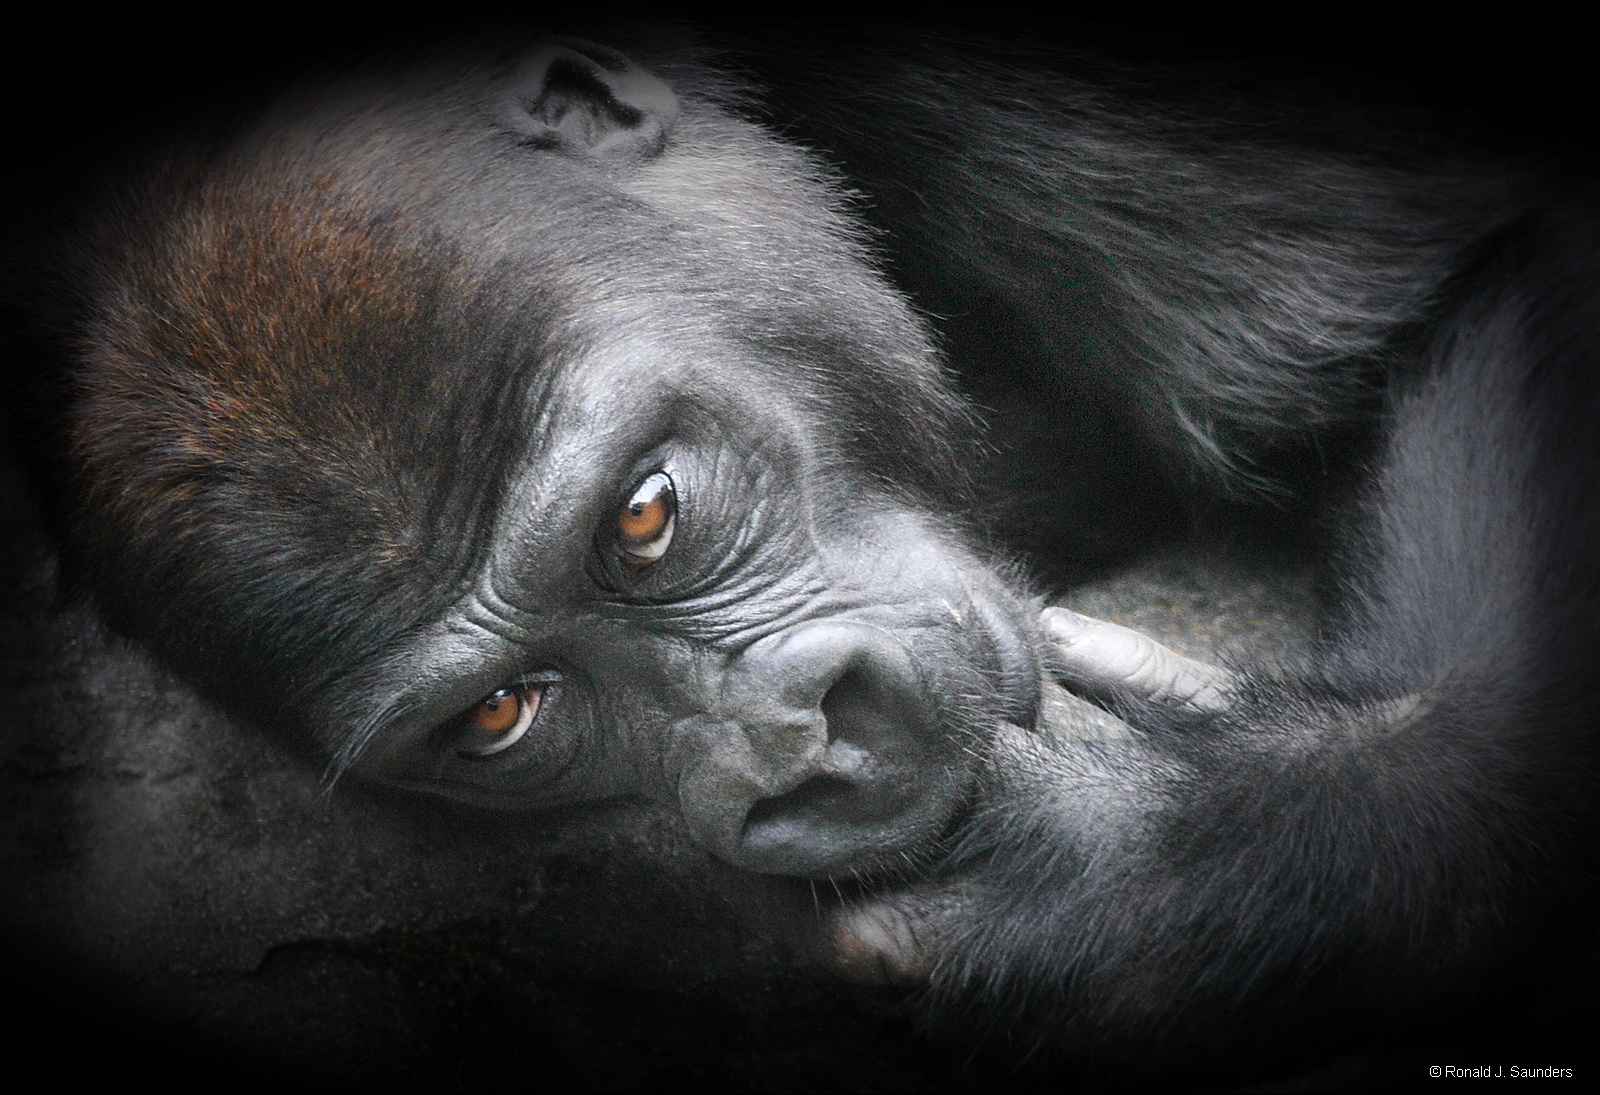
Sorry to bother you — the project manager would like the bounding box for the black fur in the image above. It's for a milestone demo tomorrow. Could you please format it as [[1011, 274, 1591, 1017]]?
[[5, 23, 1596, 1081], [928, 208, 1600, 1065], [750, 38, 1600, 1068]]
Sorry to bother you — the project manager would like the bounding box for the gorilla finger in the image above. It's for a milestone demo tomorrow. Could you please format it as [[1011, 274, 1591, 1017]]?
[[1042, 607, 1235, 713], [822, 898, 934, 988], [708, 864, 943, 988]]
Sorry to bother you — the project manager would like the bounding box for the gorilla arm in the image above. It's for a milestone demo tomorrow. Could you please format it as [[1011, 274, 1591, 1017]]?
[[706, 38, 1600, 1069], [758, 213, 1600, 1069]]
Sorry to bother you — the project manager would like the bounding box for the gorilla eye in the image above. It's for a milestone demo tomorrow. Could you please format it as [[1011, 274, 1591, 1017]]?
[[454, 685, 543, 757], [615, 471, 676, 566]]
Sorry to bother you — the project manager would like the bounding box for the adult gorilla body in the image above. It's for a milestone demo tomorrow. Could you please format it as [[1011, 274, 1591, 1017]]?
[[18, 27, 1599, 1077]]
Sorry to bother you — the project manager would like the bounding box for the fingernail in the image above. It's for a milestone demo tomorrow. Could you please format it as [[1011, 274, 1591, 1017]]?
[[1042, 607, 1087, 642]]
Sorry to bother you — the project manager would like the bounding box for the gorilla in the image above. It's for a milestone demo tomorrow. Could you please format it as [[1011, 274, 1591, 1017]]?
[[3, 21, 1596, 1084]]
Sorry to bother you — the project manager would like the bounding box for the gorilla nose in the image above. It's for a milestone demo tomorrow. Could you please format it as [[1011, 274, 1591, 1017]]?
[[671, 621, 974, 876]]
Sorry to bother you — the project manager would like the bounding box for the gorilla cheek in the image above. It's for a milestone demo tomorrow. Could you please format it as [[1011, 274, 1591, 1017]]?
[[666, 620, 974, 877]]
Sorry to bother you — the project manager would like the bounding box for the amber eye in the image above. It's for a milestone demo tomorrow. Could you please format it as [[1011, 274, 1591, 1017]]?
[[455, 685, 542, 757], [615, 471, 676, 566]]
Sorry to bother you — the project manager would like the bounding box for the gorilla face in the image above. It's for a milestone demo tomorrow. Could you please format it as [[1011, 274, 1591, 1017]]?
[[333, 316, 1042, 876], [375, 390, 1042, 870], [33, 25, 1600, 1079], [64, 41, 1042, 878]]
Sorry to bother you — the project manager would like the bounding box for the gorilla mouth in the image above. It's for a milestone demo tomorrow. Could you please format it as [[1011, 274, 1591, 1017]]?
[[740, 773, 858, 844]]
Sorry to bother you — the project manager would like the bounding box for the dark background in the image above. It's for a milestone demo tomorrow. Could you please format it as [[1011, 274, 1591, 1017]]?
[[3, 14, 1594, 1091]]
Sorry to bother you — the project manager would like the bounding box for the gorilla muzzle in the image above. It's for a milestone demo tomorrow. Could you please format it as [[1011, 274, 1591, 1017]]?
[[668, 620, 972, 876]]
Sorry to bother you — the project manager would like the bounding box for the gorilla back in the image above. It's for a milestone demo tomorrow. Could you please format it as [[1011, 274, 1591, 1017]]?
[[18, 26, 1600, 1078]]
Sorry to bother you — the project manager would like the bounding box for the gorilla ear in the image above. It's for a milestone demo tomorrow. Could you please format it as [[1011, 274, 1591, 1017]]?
[[496, 39, 680, 162]]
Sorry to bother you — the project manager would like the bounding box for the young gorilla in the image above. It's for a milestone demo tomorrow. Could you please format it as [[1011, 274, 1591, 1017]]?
[[37, 30, 1599, 1074]]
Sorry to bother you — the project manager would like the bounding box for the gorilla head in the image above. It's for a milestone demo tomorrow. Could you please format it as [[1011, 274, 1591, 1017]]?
[[38, 25, 1599, 1079], [63, 39, 1040, 877]]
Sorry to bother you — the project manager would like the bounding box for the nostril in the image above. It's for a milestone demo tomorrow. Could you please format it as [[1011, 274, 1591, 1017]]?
[[819, 665, 897, 749]]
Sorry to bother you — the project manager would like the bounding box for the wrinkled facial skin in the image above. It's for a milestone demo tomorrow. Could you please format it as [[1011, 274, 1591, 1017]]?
[[63, 39, 1042, 878], [342, 349, 1041, 875]]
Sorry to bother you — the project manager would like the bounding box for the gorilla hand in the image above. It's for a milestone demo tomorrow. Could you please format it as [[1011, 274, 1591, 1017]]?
[[726, 607, 1239, 989]]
